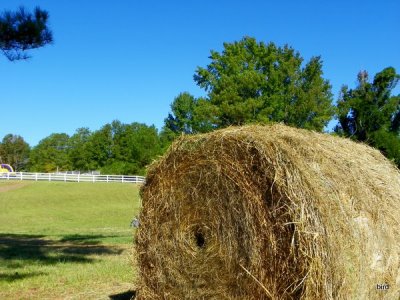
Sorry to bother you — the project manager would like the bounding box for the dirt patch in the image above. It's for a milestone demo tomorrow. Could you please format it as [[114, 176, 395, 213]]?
[[0, 182, 30, 193]]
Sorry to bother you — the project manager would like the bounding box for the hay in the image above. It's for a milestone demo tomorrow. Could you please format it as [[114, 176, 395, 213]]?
[[136, 124, 400, 299]]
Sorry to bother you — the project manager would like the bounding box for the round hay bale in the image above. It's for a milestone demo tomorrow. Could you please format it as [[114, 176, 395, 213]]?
[[136, 124, 400, 299]]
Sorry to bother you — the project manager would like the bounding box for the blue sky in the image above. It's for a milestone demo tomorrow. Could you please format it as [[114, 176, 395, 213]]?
[[1, 0, 399, 146]]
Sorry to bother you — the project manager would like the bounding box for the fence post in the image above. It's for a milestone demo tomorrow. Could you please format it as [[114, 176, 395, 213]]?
[[49, 173, 51, 181], [20, 172, 23, 180], [7, 172, 9, 180], [64, 174, 67, 182], [78, 174, 80, 182], [107, 175, 109, 183], [122, 175, 124, 183], [35, 173, 38, 181], [92, 175, 95, 183]]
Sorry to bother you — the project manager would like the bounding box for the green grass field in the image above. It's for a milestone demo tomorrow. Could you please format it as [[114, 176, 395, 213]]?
[[0, 181, 140, 299]]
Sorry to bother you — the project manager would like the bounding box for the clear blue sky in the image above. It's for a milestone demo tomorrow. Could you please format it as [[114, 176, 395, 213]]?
[[1, 0, 399, 146]]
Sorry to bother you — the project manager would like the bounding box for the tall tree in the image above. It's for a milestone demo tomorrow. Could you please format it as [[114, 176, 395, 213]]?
[[193, 36, 334, 131], [29, 133, 71, 172], [163, 92, 218, 138], [0, 134, 30, 171], [125, 123, 162, 172], [69, 127, 93, 171], [164, 92, 198, 134], [101, 121, 162, 175], [335, 67, 400, 165], [80, 121, 162, 175], [85, 124, 114, 170], [0, 6, 53, 61]]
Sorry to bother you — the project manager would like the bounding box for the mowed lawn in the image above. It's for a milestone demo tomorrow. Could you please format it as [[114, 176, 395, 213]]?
[[0, 181, 140, 300]]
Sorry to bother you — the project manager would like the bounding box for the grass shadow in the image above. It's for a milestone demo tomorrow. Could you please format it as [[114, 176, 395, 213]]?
[[0, 271, 46, 282], [0, 233, 126, 282], [109, 290, 136, 300], [59, 234, 106, 245]]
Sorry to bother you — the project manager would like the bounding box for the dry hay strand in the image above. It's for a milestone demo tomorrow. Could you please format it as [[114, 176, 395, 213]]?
[[136, 124, 400, 299]]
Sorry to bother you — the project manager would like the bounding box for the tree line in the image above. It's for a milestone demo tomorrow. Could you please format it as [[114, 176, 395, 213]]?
[[1, 8, 399, 173], [0, 121, 166, 175]]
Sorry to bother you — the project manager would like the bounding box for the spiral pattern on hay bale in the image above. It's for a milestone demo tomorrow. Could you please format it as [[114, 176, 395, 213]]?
[[136, 124, 400, 299]]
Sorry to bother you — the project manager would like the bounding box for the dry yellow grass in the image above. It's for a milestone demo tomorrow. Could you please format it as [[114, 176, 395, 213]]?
[[136, 124, 400, 299]]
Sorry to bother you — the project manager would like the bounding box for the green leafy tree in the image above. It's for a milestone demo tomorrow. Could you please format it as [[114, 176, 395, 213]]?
[[335, 67, 400, 165], [22, 120, 163, 175], [85, 124, 114, 170], [104, 121, 162, 175], [125, 123, 162, 173], [29, 133, 71, 172], [85, 121, 162, 175], [164, 92, 198, 134], [162, 93, 218, 143], [0, 6, 53, 61], [98, 120, 138, 174], [0, 134, 30, 171], [69, 127, 93, 171], [192, 36, 334, 131]]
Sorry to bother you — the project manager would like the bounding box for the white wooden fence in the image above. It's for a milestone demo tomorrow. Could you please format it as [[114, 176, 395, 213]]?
[[0, 172, 145, 184]]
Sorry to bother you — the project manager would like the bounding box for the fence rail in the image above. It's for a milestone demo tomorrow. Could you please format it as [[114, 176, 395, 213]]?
[[0, 172, 145, 184]]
